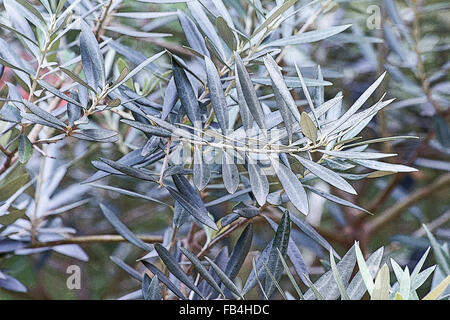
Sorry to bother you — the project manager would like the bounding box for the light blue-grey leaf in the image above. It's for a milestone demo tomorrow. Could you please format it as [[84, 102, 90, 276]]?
[[100, 203, 153, 251], [293, 154, 357, 194], [80, 19, 105, 88], [248, 161, 269, 206], [222, 150, 240, 194], [265, 24, 352, 47], [205, 55, 229, 134], [154, 243, 203, 298], [234, 53, 266, 131], [270, 157, 309, 215]]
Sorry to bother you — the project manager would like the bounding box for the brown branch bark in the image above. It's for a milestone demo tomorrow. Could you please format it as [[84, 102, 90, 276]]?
[[367, 173, 450, 235], [28, 234, 163, 248]]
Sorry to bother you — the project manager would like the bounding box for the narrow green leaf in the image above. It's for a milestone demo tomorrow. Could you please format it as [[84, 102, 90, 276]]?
[[247, 161, 269, 206], [423, 224, 450, 275], [110, 51, 165, 91], [300, 111, 317, 143], [398, 266, 411, 300], [235, 70, 253, 132], [171, 174, 217, 230], [16, 0, 45, 24], [67, 92, 82, 126], [146, 275, 162, 300], [99, 158, 158, 182], [265, 24, 352, 47], [110, 256, 143, 281], [179, 247, 224, 296], [187, 0, 226, 58], [252, 256, 269, 299], [289, 211, 337, 257], [205, 55, 229, 134], [325, 72, 386, 135], [270, 157, 308, 215], [304, 185, 371, 214], [205, 257, 243, 299], [263, 54, 301, 141], [60, 67, 95, 92], [222, 150, 239, 194], [89, 183, 168, 207], [0, 22, 38, 46], [252, 0, 298, 36], [55, 0, 68, 14], [411, 247, 431, 280], [154, 243, 203, 298], [353, 159, 417, 173], [293, 154, 357, 194], [37, 79, 83, 107], [178, 11, 209, 57], [330, 249, 350, 300], [24, 101, 67, 130], [303, 275, 324, 300], [80, 19, 105, 88], [141, 261, 186, 300], [264, 211, 291, 297], [99, 203, 153, 251], [173, 200, 190, 228], [355, 241, 375, 297], [121, 119, 171, 137], [304, 244, 355, 300], [242, 239, 273, 295], [347, 247, 383, 299], [225, 224, 253, 281], [18, 134, 32, 163], [216, 16, 236, 50], [262, 261, 287, 299], [193, 146, 211, 190], [318, 149, 397, 160], [276, 248, 304, 299], [234, 53, 266, 131], [172, 59, 202, 130]]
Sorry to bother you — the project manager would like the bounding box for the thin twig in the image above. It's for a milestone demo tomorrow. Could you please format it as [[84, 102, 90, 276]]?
[[28, 234, 163, 248]]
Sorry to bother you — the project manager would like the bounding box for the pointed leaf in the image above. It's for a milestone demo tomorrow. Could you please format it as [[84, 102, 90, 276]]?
[[222, 150, 239, 194], [270, 157, 309, 215], [205, 55, 229, 134], [294, 154, 357, 194], [154, 243, 203, 298], [100, 203, 153, 251], [225, 224, 253, 281], [248, 161, 269, 206], [265, 24, 352, 47], [372, 263, 390, 300], [330, 249, 350, 300], [172, 60, 202, 129], [300, 111, 317, 143], [141, 261, 186, 300], [205, 257, 243, 298], [234, 53, 266, 131], [216, 16, 236, 50], [80, 19, 105, 88], [264, 212, 291, 297], [18, 134, 32, 163], [171, 174, 217, 230], [179, 247, 223, 296]]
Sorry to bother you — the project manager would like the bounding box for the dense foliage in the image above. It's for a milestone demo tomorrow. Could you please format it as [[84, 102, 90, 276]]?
[[0, 0, 448, 300]]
